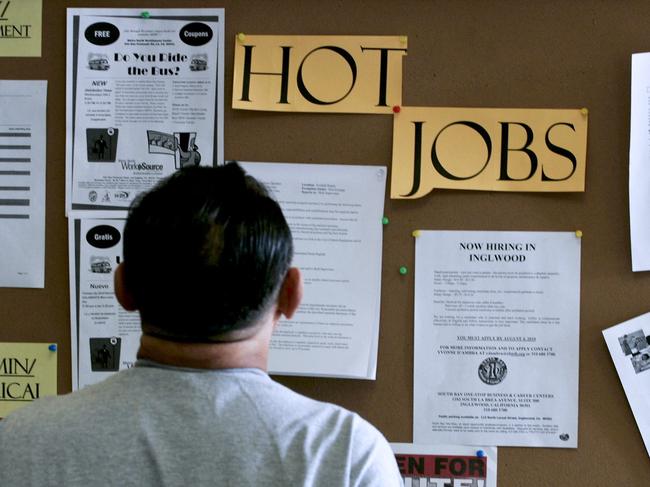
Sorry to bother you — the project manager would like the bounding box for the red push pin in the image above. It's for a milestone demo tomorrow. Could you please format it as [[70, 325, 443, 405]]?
[[392, 105, 401, 113]]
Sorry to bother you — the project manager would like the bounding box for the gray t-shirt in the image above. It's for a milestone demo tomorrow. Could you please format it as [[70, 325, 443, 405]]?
[[0, 360, 402, 486]]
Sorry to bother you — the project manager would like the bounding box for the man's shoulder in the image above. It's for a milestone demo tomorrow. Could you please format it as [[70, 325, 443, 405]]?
[[0, 392, 84, 450], [239, 375, 390, 452], [0, 367, 403, 486], [0, 368, 135, 436], [240, 373, 360, 427], [235, 376, 401, 485]]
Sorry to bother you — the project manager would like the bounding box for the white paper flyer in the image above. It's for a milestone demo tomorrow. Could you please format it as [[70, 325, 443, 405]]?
[[603, 312, 650, 458], [70, 162, 387, 388], [66, 8, 224, 211], [68, 212, 133, 390], [242, 162, 386, 380], [629, 52, 650, 271], [0, 80, 47, 288], [413, 231, 581, 447]]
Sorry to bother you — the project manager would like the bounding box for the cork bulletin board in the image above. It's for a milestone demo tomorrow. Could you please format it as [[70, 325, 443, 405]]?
[[2, 1, 650, 485]]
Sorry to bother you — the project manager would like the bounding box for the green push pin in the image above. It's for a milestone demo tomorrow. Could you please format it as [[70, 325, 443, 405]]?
[[382, 216, 389, 225], [399, 266, 408, 275], [141, 11, 150, 18]]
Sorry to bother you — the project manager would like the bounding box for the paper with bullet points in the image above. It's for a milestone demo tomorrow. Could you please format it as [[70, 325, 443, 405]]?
[[0, 80, 46, 288]]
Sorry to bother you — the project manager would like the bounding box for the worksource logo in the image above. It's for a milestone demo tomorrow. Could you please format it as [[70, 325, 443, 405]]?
[[0, 1, 32, 39], [120, 161, 164, 172]]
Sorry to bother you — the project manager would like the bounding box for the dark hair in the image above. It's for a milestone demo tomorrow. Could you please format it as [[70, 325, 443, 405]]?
[[122, 163, 293, 341]]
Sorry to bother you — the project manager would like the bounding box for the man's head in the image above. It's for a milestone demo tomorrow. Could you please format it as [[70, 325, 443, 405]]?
[[117, 163, 296, 342]]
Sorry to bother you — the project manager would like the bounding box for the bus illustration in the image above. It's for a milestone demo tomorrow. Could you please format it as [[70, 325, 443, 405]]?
[[90, 256, 112, 274], [88, 54, 110, 71], [190, 54, 208, 71]]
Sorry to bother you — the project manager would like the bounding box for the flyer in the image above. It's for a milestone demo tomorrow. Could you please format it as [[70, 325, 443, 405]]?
[[241, 162, 386, 379], [603, 312, 650, 458], [70, 162, 386, 387], [391, 443, 498, 487], [0, 80, 46, 288], [629, 52, 650, 271], [413, 231, 581, 447], [68, 212, 133, 390], [66, 8, 224, 211]]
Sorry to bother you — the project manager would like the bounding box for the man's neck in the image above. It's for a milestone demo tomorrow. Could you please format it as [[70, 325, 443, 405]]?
[[136, 326, 272, 371]]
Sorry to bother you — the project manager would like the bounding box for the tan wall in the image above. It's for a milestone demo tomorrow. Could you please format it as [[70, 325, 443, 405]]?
[[2, 1, 649, 484]]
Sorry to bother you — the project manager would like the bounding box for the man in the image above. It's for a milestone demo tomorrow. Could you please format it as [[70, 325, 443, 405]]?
[[94, 133, 108, 160], [0, 163, 402, 486]]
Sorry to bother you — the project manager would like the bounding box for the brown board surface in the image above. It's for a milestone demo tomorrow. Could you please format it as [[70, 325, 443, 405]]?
[[1, 1, 649, 484]]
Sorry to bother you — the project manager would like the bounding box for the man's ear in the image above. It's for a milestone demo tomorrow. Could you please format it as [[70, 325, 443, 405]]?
[[275, 267, 303, 320], [114, 262, 138, 311]]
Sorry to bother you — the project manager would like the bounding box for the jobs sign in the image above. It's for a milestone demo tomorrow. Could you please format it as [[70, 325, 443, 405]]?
[[391, 107, 588, 198], [232, 35, 407, 113]]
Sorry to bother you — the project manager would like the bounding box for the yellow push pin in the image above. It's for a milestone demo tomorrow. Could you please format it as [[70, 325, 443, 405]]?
[[237, 32, 246, 42], [580, 107, 588, 116], [412, 230, 421, 238], [575, 230, 583, 238]]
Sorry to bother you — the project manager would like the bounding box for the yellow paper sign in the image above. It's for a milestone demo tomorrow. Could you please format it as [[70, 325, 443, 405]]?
[[391, 106, 588, 198], [0, 342, 57, 418], [232, 35, 407, 113], [0, 0, 42, 57]]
